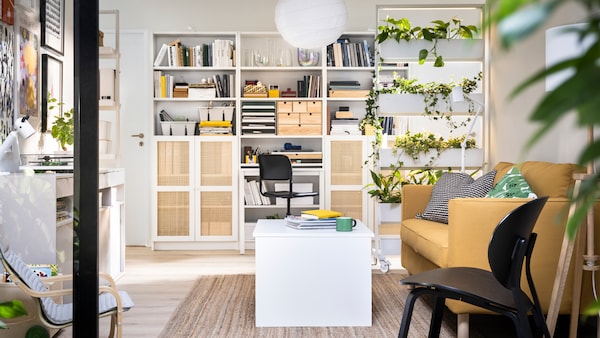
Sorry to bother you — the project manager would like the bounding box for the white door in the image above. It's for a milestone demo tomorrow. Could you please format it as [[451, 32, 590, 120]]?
[[118, 30, 151, 246]]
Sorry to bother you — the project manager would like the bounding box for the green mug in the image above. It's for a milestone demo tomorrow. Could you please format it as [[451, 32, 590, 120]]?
[[336, 217, 357, 232]]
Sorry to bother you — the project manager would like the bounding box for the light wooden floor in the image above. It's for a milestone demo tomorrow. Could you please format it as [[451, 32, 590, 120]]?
[[55, 246, 402, 337]]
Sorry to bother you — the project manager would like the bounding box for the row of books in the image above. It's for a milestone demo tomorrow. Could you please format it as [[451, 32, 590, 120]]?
[[298, 75, 321, 98], [244, 179, 271, 205], [154, 39, 235, 68], [153, 71, 235, 98], [326, 39, 373, 68]]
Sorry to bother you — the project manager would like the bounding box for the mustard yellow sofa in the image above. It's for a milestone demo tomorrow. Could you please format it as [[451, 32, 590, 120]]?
[[400, 161, 600, 334]]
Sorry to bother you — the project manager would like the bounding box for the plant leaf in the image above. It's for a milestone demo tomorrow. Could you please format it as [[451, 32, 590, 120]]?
[[0, 300, 27, 319], [497, 1, 559, 48], [418, 49, 428, 64], [433, 55, 444, 67]]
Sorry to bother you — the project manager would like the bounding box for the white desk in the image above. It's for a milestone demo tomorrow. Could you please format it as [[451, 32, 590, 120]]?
[[253, 219, 374, 327]]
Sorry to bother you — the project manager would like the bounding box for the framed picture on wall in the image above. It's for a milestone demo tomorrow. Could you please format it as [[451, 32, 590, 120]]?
[[15, 0, 40, 17], [18, 26, 39, 118], [40, 0, 64, 55], [41, 54, 62, 133]]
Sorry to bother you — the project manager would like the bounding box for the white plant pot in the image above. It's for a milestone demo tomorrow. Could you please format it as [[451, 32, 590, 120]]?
[[378, 93, 484, 115], [378, 202, 401, 223], [377, 39, 484, 61], [379, 148, 484, 169]]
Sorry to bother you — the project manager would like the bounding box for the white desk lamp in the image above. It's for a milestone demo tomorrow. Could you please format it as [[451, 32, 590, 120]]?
[[451, 86, 483, 173], [0, 116, 35, 173]]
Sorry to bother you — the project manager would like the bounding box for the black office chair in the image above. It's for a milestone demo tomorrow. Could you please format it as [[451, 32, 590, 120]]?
[[258, 154, 319, 216], [398, 196, 551, 338]]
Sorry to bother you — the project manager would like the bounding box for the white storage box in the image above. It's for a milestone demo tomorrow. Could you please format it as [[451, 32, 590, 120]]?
[[198, 106, 235, 121], [160, 121, 197, 136]]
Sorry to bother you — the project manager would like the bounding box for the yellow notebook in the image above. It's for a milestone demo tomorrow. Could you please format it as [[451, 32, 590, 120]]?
[[301, 209, 342, 219]]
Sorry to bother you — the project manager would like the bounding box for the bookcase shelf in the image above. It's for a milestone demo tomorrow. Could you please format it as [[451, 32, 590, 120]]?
[[151, 31, 375, 253]]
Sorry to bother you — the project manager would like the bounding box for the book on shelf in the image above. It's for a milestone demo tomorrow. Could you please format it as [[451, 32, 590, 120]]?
[[327, 38, 372, 67], [244, 179, 272, 205], [301, 209, 342, 219], [154, 43, 168, 66]]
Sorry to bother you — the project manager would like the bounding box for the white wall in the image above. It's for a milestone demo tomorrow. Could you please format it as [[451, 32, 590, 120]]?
[[489, 1, 588, 165]]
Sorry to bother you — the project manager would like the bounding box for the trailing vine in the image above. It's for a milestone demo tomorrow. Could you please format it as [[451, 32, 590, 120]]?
[[382, 71, 483, 129], [392, 131, 476, 167]]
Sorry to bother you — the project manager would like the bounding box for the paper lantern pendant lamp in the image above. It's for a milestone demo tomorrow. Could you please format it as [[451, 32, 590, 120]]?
[[275, 0, 348, 49]]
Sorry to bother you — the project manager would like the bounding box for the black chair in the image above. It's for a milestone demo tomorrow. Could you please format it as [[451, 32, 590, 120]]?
[[398, 196, 551, 338], [258, 154, 318, 216]]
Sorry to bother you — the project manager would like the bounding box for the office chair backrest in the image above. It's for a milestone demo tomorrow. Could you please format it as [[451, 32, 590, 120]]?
[[487, 196, 548, 288], [258, 154, 293, 181]]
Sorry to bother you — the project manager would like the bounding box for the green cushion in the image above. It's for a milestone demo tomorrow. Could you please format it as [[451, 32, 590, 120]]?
[[486, 166, 537, 198]]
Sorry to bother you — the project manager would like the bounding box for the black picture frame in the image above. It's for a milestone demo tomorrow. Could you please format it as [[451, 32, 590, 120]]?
[[41, 54, 62, 132], [40, 0, 64, 55]]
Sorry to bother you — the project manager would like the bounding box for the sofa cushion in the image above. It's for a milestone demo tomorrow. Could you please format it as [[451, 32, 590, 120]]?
[[493, 161, 576, 198], [486, 166, 537, 198], [401, 218, 449, 268], [416, 170, 496, 223]]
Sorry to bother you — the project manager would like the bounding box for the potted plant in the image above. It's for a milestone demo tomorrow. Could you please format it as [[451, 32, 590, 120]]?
[[50, 104, 74, 152], [365, 166, 406, 222], [375, 16, 482, 66], [378, 72, 483, 127], [379, 131, 481, 168]]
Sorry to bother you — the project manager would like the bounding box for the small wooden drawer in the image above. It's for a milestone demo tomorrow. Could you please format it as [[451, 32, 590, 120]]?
[[300, 112, 321, 125], [292, 101, 308, 112], [277, 112, 300, 124], [277, 101, 293, 113], [277, 124, 321, 135], [306, 101, 322, 113]]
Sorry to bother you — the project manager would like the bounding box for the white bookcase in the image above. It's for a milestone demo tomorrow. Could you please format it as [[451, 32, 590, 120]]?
[[150, 31, 376, 252]]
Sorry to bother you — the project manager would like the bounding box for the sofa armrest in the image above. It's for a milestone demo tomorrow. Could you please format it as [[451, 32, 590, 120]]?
[[447, 197, 569, 269], [402, 184, 433, 220]]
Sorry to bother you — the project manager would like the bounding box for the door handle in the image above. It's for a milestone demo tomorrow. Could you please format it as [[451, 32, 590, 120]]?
[[131, 133, 144, 138]]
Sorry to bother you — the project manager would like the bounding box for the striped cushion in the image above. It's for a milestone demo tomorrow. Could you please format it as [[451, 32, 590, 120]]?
[[417, 170, 496, 224], [1, 246, 134, 325]]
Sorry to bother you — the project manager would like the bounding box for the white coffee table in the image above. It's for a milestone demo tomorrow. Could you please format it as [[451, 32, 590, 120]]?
[[253, 219, 374, 327]]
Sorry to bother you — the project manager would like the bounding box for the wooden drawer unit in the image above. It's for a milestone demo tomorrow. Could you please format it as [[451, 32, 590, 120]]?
[[277, 100, 322, 135], [278, 124, 322, 135]]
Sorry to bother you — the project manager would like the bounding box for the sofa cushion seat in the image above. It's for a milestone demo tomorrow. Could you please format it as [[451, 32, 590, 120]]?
[[401, 218, 448, 268]]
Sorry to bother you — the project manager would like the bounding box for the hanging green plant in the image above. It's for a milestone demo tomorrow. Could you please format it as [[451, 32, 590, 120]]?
[[392, 131, 477, 167], [376, 16, 479, 67], [381, 71, 482, 128]]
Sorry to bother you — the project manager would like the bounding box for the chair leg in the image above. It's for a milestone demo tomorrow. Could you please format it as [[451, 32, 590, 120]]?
[[286, 198, 291, 216], [109, 313, 116, 338], [507, 311, 532, 338], [457, 313, 469, 338], [428, 295, 445, 337], [398, 290, 421, 338]]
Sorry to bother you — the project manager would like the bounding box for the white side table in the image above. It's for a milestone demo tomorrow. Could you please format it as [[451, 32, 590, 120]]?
[[253, 219, 374, 327]]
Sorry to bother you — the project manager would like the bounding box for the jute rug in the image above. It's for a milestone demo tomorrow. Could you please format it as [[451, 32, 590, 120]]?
[[159, 272, 461, 337]]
